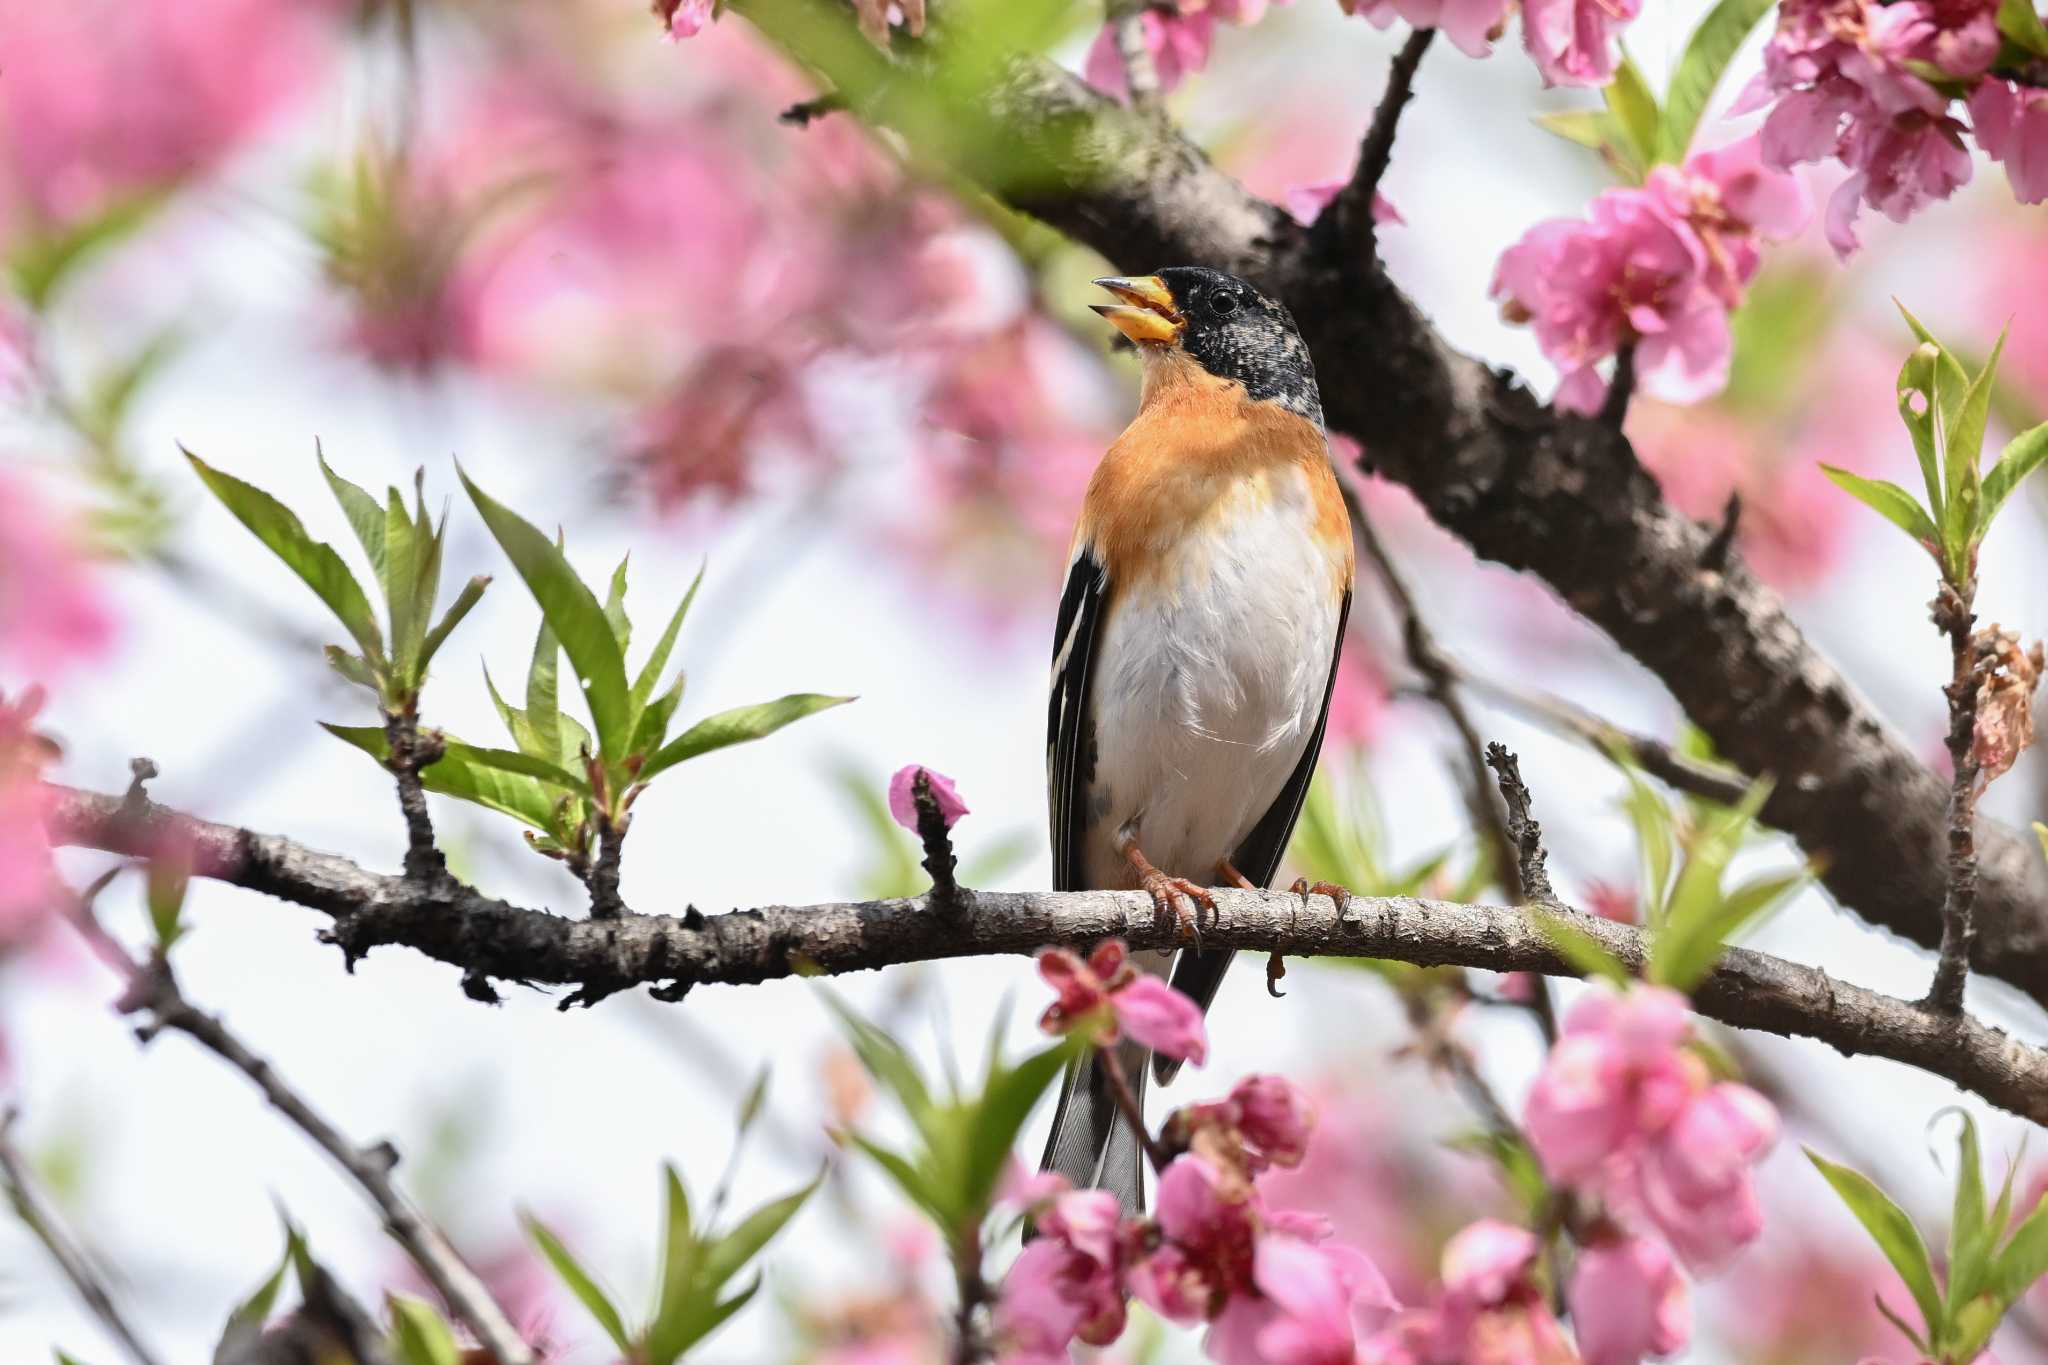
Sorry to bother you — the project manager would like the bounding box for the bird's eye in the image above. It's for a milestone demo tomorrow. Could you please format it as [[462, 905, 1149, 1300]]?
[[1210, 292, 1241, 317]]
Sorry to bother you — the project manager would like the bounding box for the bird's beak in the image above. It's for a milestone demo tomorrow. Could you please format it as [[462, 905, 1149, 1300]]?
[[1091, 275, 1182, 345]]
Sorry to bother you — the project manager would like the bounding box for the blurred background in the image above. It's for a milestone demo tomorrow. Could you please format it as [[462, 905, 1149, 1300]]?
[[4, 0, 2048, 1359]]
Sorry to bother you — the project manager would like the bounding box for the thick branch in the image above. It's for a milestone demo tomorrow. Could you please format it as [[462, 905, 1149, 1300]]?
[[46, 787, 2048, 1128], [879, 44, 2048, 1013]]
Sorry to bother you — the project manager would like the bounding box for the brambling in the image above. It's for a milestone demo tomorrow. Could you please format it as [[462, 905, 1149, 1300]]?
[[1040, 267, 1354, 1211]]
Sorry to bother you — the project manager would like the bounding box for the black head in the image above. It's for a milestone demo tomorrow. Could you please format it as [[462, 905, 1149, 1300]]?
[[1091, 266, 1322, 425]]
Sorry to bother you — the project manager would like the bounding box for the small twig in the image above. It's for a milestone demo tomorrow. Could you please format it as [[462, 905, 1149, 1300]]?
[[912, 770, 963, 906], [1094, 1046, 1169, 1173], [1925, 582, 1985, 1014], [381, 706, 448, 885], [949, 1228, 990, 1365], [0, 1110, 167, 1365], [780, 92, 848, 125], [1701, 492, 1742, 572], [62, 906, 532, 1364], [587, 816, 629, 920], [1598, 343, 1637, 429], [1484, 745, 1558, 907], [1108, 0, 1163, 112], [1335, 27, 1434, 255]]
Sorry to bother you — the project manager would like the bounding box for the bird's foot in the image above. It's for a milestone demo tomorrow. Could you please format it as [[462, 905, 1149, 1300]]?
[[1215, 858, 1259, 893], [1124, 844, 1215, 947], [1290, 877, 1354, 923]]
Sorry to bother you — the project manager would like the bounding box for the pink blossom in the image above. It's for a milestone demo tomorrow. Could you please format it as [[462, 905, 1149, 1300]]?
[[1971, 79, 2048, 204], [1036, 939, 1209, 1064], [1208, 0, 1298, 23], [1626, 1083, 1777, 1270], [0, 775, 57, 943], [1522, 0, 1644, 87], [656, 0, 718, 39], [1570, 1236, 1690, 1365], [1339, 0, 1514, 59], [1648, 137, 1811, 305], [1084, 9, 1219, 98], [0, 0, 338, 233], [994, 1237, 1125, 1361], [1362, 1219, 1572, 1364], [1439, 1220, 1538, 1308], [1229, 1075, 1318, 1170], [886, 765, 969, 831], [0, 472, 115, 679]]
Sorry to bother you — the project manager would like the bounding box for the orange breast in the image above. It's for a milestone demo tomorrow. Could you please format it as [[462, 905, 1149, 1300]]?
[[1076, 350, 1354, 594]]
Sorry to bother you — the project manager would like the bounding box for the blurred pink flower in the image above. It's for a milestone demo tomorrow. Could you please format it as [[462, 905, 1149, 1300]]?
[[1751, 0, 1976, 255], [887, 765, 969, 831], [1521, 0, 1644, 86], [0, 0, 338, 233], [1569, 1235, 1690, 1365], [1362, 1217, 1575, 1364], [656, 0, 719, 39], [1439, 1219, 1538, 1307], [1085, 8, 1219, 98], [0, 471, 114, 679], [994, 1177, 1128, 1360], [0, 775, 57, 943], [1971, 79, 2048, 204], [1037, 939, 1210, 1064], [1339, 0, 1513, 59]]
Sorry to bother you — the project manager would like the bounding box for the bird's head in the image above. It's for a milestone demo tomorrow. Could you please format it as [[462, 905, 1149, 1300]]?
[[1091, 266, 1321, 425]]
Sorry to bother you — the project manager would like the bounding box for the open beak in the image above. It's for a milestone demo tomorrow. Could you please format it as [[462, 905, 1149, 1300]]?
[[1091, 275, 1182, 346]]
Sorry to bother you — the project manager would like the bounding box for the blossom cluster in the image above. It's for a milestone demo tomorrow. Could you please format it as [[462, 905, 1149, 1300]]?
[[1746, 0, 2048, 256], [1491, 137, 1809, 413]]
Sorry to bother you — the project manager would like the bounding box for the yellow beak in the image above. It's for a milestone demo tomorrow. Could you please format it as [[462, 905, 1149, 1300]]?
[[1091, 275, 1182, 345]]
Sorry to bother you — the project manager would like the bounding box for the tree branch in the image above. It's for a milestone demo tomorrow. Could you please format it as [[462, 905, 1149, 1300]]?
[[382, 705, 447, 886], [926, 46, 2048, 1015], [0, 1110, 167, 1365], [45, 787, 2048, 1129], [1332, 26, 1434, 257], [1927, 582, 1985, 1013]]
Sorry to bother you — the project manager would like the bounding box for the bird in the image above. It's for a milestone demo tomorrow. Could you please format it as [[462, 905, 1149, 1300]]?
[[1038, 266, 1354, 1213]]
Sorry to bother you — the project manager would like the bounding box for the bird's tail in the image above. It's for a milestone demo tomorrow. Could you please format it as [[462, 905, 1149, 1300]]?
[[1038, 1035, 1150, 1215]]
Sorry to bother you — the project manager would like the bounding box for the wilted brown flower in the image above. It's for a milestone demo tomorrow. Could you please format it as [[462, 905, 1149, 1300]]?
[[1973, 626, 2044, 789]]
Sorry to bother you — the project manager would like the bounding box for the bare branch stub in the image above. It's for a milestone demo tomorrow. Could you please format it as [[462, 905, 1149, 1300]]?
[[913, 768, 963, 905], [1483, 745, 1557, 907]]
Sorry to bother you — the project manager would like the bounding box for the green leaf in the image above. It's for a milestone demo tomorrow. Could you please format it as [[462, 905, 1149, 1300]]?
[[1807, 1148, 1946, 1342], [962, 1041, 1074, 1214], [527, 622, 564, 767], [1659, 0, 1777, 160], [1819, 466, 1940, 549], [321, 723, 568, 830], [1604, 53, 1663, 172], [1947, 1109, 1994, 1309], [325, 646, 379, 694], [1897, 340, 1948, 521], [628, 564, 705, 745], [382, 487, 423, 674], [524, 1215, 631, 1351], [1950, 327, 2008, 483], [1534, 908, 1632, 985], [847, 1133, 944, 1224], [185, 449, 385, 664], [1873, 1293, 1933, 1357], [318, 448, 387, 579], [145, 854, 190, 950], [639, 694, 854, 782], [386, 1295, 461, 1365], [418, 575, 488, 672], [629, 672, 689, 765], [1533, 109, 1623, 152], [460, 469, 631, 759], [10, 191, 165, 309], [735, 1068, 771, 1140], [2037, 820, 2048, 865], [699, 1171, 821, 1290], [214, 1240, 293, 1362], [604, 555, 632, 655], [1983, 422, 2048, 527], [1992, 1196, 2048, 1306], [1614, 760, 1676, 925], [652, 1164, 700, 1350], [1999, 0, 2048, 55], [1651, 865, 1804, 991]]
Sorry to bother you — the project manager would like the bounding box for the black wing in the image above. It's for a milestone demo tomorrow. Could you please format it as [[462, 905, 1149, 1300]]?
[[1048, 549, 1109, 892], [1157, 589, 1352, 1083]]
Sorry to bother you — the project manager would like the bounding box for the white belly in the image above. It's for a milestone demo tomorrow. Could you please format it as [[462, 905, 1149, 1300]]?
[[1079, 466, 1344, 889]]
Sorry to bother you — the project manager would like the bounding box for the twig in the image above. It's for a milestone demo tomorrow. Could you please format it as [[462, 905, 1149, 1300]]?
[[1483, 745, 1558, 907], [949, 1228, 990, 1365], [1926, 583, 1985, 1013], [1457, 669, 1752, 807], [1107, 0, 1163, 112], [0, 1110, 166, 1365], [44, 786, 2048, 1128], [61, 902, 533, 1365], [1334, 27, 1434, 254], [1599, 342, 1637, 430], [381, 705, 448, 885], [912, 769, 963, 905], [1095, 1046, 1169, 1172], [587, 816, 629, 920]]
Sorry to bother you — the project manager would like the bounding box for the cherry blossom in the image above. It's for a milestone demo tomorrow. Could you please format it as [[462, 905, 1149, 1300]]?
[[1522, 0, 1645, 87], [887, 765, 970, 831], [1360, 1217, 1575, 1364], [1085, 8, 1220, 98], [1339, 0, 1514, 59], [1971, 79, 2048, 204], [1569, 1234, 1690, 1365], [0, 472, 114, 679], [1036, 939, 1209, 1064]]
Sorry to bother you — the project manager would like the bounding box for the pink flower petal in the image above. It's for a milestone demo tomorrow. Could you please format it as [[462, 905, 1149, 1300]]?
[[885, 764, 968, 831], [1111, 974, 1208, 1064]]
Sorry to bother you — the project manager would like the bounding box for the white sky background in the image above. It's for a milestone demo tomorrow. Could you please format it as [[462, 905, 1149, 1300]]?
[[7, 2, 2048, 1361]]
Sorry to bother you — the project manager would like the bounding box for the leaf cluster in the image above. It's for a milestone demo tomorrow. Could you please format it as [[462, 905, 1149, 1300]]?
[[1809, 1111, 2048, 1363]]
